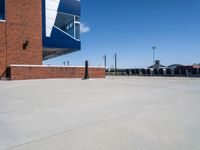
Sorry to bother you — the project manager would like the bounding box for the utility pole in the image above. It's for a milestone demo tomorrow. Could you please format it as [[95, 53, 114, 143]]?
[[114, 53, 117, 76], [152, 46, 156, 65], [103, 55, 107, 67]]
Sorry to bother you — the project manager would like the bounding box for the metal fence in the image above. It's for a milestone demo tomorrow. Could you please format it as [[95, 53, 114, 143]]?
[[106, 68, 200, 77]]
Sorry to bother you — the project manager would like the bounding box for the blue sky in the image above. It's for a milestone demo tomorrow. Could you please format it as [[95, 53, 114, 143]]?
[[44, 0, 200, 68]]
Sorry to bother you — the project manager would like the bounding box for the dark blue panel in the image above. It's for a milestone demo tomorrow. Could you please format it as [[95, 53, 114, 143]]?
[[43, 27, 80, 50], [58, 0, 80, 16], [42, 0, 81, 54], [0, 0, 5, 20], [42, 0, 46, 38]]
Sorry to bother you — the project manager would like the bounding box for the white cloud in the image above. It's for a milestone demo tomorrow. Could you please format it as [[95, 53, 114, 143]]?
[[80, 23, 90, 33]]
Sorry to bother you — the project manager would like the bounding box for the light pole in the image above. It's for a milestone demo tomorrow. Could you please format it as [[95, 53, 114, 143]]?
[[152, 46, 156, 65]]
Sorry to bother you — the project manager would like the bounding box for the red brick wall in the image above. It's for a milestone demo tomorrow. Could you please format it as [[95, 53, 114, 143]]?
[[10, 66, 106, 80], [6, 0, 42, 65], [0, 22, 6, 77], [0, 0, 42, 77]]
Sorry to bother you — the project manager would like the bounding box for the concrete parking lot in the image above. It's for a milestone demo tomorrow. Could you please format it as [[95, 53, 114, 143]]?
[[0, 77, 200, 150]]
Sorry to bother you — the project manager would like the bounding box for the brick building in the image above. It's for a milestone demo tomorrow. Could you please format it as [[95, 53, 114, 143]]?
[[0, 0, 105, 80]]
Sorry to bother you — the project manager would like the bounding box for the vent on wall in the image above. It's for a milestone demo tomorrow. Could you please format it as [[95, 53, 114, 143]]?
[[23, 40, 29, 50]]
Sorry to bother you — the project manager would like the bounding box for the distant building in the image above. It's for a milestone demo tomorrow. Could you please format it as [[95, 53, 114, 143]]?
[[148, 60, 166, 69], [168, 64, 183, 70]]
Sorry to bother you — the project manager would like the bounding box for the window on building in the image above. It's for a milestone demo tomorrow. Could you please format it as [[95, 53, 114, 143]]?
[[55, 12, 80, 40], [0, 0, 5, 20], [75, 23, 80, 39], [75, 16, 80, 22]]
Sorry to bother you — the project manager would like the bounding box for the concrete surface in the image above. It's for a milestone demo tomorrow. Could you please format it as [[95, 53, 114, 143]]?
[[0, 77, 200, 150]]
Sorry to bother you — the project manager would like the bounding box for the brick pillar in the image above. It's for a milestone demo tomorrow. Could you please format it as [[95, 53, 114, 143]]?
[[0, 23, 6, 77], [6, 0, 42, 66]]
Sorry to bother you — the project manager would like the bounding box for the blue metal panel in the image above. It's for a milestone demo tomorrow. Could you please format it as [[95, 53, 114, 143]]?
[[42, 0, 46, 39], [58, 0, 80, 16], [43, 27, 80, 49], [0, 0, 5, 20], [42, 0, 81, 59]]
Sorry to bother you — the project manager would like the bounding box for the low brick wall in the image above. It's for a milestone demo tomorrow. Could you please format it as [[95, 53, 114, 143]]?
[[9, 65, 105, 80]]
